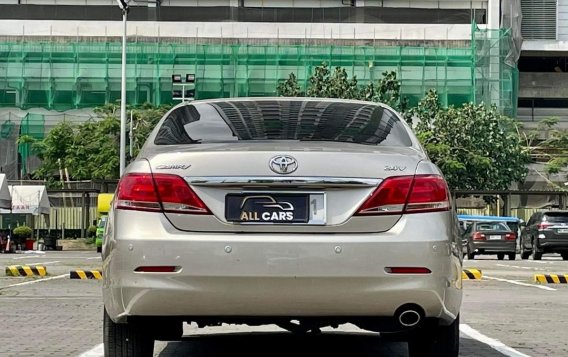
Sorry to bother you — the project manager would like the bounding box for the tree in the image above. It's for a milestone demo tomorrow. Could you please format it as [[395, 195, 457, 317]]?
[[276, 64, 529, 190], [410, 91, 529, 190], [520, 117, 568, 186], [31, 120, 75, 187], [276, 72, 303, 97], [27, 102, 171, 184], [130, 103, 172, 158], [277, 62, 408, 112]]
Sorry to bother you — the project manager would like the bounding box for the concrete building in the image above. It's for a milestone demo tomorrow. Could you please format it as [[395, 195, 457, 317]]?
[[519, 0, 568, 123], [0, 0, 516, 179]]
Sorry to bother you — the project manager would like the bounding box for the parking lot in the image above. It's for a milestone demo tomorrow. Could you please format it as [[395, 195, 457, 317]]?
[[1, 251, 567, 357]]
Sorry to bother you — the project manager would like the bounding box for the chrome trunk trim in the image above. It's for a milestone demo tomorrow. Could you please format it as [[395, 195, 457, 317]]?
[[184, 176, 380, 188]]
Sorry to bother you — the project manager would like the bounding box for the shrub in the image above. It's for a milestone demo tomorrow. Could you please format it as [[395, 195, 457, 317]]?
[[13, 225, 33, 240], [87, 225, 97, 238]]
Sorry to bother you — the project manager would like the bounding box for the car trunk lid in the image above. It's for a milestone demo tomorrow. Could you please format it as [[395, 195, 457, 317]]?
[[143, 142, 425, 233]]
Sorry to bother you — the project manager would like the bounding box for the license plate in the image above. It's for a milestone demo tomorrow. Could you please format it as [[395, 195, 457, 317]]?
[[225, 193, 325, 224], [489, 235, 502, 240], [558, 229, 568, 234]]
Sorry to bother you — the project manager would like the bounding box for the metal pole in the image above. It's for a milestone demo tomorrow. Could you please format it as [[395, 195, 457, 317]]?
[[81, 192, 86, 239], [120, 9, 128, 177], [129, 110, 133, 158]]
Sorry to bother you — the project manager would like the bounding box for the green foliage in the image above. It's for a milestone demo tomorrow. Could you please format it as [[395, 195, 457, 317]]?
[[130, 103, 172, 158], [276, 72, 303, 97], [304, 64, 360, 99], [24, 102, 171, 183], [523, 117, 568, 178], [276, 65, 529, 190], [277, 62, 408, 112], [87, 225, 97, 238], [362, 71, 409, 113], [409, 91, 529, 190], [13, 225, 33, 239]]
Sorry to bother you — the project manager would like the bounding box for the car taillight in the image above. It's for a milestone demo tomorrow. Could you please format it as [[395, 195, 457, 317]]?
[[116, 173, 210, 214], [505, 232, 516, 241], [538, 223, 552, 230], [472, 232, 486, 240], [355, 175, 450, 215]]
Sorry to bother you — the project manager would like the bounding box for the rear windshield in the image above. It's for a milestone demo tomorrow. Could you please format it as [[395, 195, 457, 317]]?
[[544, 213, 568, 223], [475, 222, 510, 231], [154, 100, 412, 147]]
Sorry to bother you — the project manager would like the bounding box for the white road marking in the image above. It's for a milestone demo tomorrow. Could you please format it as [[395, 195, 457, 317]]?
[[460, 324, 531, 357], [87, 257, 102, 260], [12, 256, 35, 260], [496, 264, 541, 271], [0, 274, 67, 289], [484, 275, 557, 291], [26, 261, 61, 265], [78, 343, 103, 357]]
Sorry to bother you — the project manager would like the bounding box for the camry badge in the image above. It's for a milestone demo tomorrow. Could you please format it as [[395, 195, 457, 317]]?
[[156, 164, 191, 170], [269, 155, 298, 175]]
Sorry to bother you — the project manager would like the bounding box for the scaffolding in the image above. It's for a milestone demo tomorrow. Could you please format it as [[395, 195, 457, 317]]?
[[0, 39, 485, 110], [0, 24, 519, 179], [473, 22, 519, 118]]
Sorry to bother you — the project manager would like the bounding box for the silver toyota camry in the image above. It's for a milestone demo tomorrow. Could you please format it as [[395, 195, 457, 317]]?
[[102, 98, 462, 357]]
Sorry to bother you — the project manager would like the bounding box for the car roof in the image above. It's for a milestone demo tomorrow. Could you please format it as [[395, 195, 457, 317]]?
[[173, 96, 391, 109], [457, 214, 520, 223]]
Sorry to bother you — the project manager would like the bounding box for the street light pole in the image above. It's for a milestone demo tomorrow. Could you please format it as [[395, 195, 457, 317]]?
[[117, 0, 130, 177], [119, 8, 127, 177]]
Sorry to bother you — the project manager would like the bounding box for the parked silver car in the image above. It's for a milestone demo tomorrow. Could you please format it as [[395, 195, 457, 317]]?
[[102, 98, 462, 357]]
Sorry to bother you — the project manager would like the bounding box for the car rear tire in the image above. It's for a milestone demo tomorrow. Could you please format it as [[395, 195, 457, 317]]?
[[521, 245, 530, 260], [408, 315, 459, 357], [508, 253, 516, 260], [467, 249, 475, 260], [562, 253, 568, 261], [533, 250, 542, 261], [497, 253, 504, 260], [103, 308, 154, 357]]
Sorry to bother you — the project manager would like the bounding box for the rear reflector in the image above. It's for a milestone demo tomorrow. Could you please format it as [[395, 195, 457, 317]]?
[[134, 266, 179, 273], [385, 267, 432, 274], [116, 173, 210, 214], [355, 175, 450, 215]]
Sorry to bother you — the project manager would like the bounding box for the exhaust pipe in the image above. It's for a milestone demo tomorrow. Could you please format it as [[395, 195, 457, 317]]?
[[398, 309, 421, 327]]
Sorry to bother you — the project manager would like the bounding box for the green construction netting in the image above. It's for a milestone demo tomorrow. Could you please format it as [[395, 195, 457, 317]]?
[[0, 26, 516, 116], [473, 23, 519, 118], [18, 113, 45, 176], [0, 25, 520, 178]]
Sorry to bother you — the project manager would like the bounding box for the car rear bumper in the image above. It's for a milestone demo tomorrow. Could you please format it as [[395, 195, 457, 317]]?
[[470, 241, 516, 253], [102, 211, 462, 325], [538, 239, 568, 252]]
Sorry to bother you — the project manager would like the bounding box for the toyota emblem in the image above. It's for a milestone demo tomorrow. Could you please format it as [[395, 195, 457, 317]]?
[[269, 155, 298, 175]]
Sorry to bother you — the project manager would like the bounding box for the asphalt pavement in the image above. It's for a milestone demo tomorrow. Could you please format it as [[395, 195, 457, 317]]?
[[1, 251, 567, 356]]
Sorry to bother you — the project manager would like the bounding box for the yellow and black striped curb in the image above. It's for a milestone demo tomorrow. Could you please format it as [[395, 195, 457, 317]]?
[[534, 274, 568, 284], [5, 265, 47, 277], [462, 269, 482, 280], [70, 270, 102, 280]]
